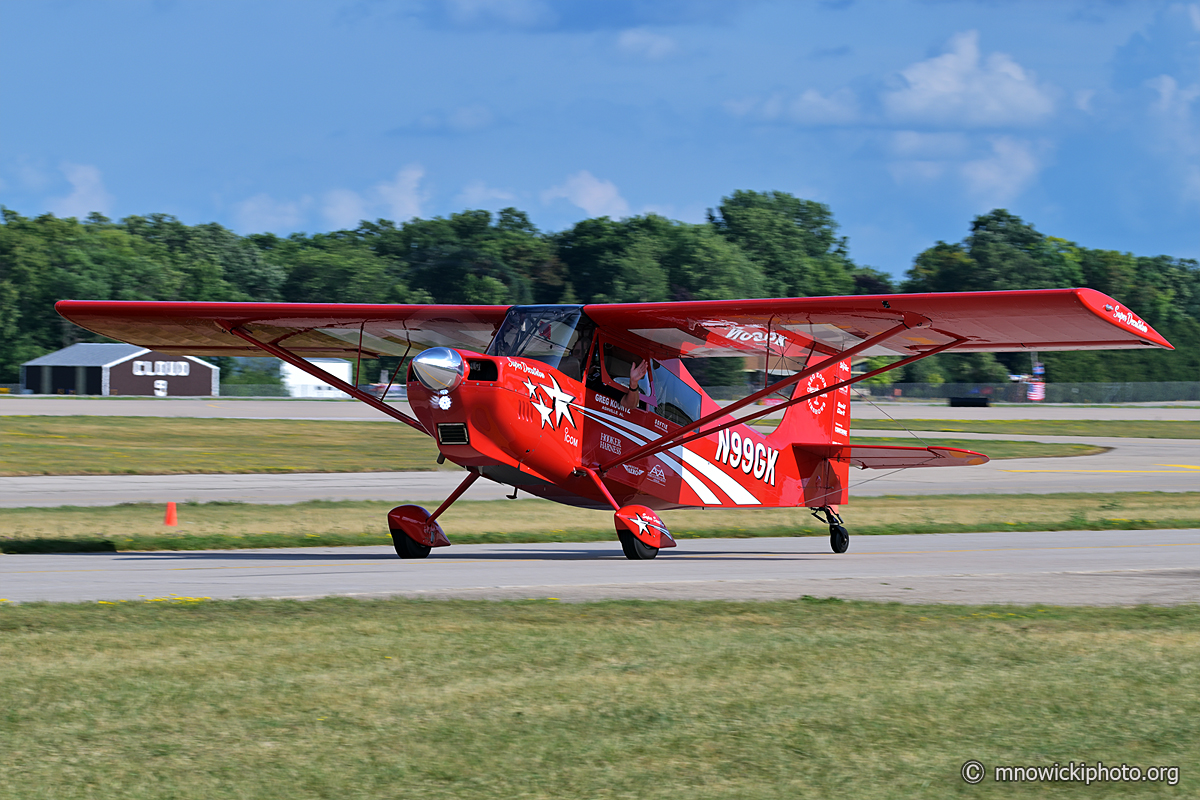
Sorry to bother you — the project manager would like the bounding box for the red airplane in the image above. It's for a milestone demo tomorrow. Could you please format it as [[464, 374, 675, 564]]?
[[57, 289, 1172, 559]]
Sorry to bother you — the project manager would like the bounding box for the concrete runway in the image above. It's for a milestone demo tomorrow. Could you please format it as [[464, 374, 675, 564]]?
[[5, 395, 1200, 421], [4, 529, 1198, 606], [4, 431, 1196, 507]]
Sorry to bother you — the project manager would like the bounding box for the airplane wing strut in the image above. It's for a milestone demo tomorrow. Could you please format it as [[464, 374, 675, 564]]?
[[598, 327, 965, 473], [222, 323, 429, 435]]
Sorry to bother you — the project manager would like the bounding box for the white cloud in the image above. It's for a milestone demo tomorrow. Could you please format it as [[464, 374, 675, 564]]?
[[456, 180, 517, 208], [890, 131, 970, 158], [883, 31, 1055, 127], [725, 88, 858, 126], [788, 88, 859, 125], [322, 189, 369, 230], [233, 193, 311, 232], [317, 165, 428, 230], [617, 28, 678, 60], [542, 170, 630, 218], [411, 104, 495, 134], [375, 165, 426, 221], [960, 136, 1042, 205], [48, 163, 114, 218]]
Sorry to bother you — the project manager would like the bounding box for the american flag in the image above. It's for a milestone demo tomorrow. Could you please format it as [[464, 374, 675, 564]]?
[[1027, 381, 1045, 402]]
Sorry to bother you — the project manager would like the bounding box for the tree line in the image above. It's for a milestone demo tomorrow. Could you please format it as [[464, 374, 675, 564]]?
[[1, 191, 1196, 386]]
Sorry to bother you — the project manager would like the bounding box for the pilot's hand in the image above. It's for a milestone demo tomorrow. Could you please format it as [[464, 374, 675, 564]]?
[[629, 359, 649, 386]]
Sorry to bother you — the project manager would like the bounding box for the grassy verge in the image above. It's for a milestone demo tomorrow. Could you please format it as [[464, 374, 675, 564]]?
[[849, 418, 1200, 439], [1, 416, 1100, 476], [0, 597, 1196, 799], [0, 415, 445, 475], [3, 492, 1198, 553]]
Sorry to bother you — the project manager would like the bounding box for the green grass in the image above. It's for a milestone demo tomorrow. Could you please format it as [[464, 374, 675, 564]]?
[[849, 418, 1200, 439], [0, 597, 1196, 799], [4, 492, 1198, 553], [0, 416, 1101, 476], [0, 415, 445, 475]]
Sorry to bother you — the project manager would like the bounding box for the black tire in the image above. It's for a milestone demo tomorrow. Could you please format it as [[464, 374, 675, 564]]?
[[830, 524, 849, 554], [617, 529, 659, 560], [390, 529, 432, 559]]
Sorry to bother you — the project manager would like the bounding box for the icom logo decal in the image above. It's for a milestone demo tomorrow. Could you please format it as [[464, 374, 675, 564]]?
[[714, 428, 779, 486]]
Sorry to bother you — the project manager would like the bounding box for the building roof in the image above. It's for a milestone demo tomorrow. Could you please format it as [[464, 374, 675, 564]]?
[[22, 343, 147, 368], [22, 343, 217, 369]]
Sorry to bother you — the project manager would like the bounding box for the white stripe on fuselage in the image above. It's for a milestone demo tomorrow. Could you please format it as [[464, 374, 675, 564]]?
[[679, 448, 760, 505], [578, 404, 749, 506]]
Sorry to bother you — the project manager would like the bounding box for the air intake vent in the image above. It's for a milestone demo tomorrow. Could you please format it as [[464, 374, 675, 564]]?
[[467, 359, 498, 382], [436, 423, 470, 446]]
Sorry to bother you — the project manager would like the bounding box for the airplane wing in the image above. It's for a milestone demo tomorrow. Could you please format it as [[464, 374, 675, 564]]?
[[585, 288, 1173, 363], [54, 301, 512, 358]]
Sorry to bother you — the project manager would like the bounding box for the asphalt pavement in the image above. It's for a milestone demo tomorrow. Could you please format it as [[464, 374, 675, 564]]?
[[4, 529, 1198, 606]]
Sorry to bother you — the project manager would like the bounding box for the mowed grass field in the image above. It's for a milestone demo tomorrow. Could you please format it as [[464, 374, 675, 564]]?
[[1, 416, 1103, 476], [4, 492, 1198, 553], [850, 418, 1200, 439], [1, 598, 1196, 799]]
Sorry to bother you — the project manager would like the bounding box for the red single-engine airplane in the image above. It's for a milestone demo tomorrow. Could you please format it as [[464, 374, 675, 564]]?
[[57, 289, 1171, 559]]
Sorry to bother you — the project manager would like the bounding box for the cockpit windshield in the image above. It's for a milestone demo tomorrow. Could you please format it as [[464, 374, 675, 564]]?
[[486, 305, 595, 381]]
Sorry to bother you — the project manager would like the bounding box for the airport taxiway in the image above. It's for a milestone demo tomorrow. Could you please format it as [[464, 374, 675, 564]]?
[[4, 529, 1198, 606]]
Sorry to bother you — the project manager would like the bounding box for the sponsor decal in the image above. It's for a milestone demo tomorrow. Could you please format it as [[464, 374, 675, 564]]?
[[807, 372, 828, 415], [648, 464, 667, 485], [714, 428, 779, 486], [600, 432, 622, 454], [834, 424, 848, 437], [506, 358, 545, 378], [836, 401, 847, 416], [723, 325, 788, 350], [1110, 305, 1149, 333], [622, 464, 644, 477], [654, 418, 669, 432]]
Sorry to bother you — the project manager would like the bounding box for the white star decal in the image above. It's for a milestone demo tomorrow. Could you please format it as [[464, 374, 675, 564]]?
[[522, 378, 538, 397], [628, 513, 667, 537], [539, 376, 576, 428], [530, 396, 553, 428]]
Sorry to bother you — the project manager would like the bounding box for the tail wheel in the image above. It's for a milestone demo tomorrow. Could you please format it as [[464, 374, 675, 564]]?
[[617, 529, 659, 560], [829, 524, 849, 554], [390, 529, 432, 559]]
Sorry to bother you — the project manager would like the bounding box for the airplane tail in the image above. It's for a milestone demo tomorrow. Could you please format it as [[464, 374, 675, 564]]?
[[766, 354, 851, 508]]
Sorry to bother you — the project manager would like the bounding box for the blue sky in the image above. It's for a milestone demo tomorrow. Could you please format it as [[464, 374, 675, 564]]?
[[4, 0, 1200, 277]]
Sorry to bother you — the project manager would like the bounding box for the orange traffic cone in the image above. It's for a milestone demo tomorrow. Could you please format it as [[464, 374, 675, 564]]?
[[165, 502, 178, 527]]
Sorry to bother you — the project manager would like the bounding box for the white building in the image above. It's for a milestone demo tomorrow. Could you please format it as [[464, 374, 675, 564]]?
[[280, 358, 352, 399]]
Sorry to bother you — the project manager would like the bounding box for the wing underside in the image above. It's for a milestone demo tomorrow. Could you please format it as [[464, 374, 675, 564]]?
[[56, 288, 1170, 365], [586, 288, 1172, 367], [55, 301, 512, 358]]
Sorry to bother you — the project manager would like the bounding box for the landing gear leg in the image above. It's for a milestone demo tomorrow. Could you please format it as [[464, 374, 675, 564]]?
[[387, 471, 480, 559], [811, 506, 849, 554]]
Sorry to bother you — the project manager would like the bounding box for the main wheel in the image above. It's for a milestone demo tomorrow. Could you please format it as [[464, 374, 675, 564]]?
[[390, 529, 432, 559], [829, 524, 849, 554], [617, 530, 659, 560]]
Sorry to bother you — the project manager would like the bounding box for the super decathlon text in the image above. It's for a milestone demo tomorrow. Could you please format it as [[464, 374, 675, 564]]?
[[714, 428, 779, 485]]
